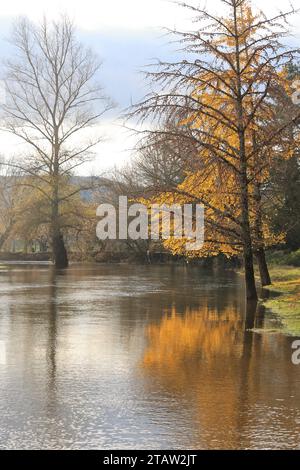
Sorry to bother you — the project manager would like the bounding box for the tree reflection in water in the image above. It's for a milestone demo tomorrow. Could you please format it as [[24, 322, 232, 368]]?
[[141, 302, 300, 449]]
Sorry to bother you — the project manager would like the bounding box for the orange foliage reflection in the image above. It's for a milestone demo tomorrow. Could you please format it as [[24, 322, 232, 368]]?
[[143, 304, 244, 371]]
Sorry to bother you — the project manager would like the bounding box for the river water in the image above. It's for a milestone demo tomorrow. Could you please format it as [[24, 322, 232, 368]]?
[[0, 263, 299, 449]]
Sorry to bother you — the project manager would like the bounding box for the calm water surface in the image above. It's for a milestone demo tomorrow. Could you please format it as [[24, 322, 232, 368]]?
[[0, 263, 299, 449]]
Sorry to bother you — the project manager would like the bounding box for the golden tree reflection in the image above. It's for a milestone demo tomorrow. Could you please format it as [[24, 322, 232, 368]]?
[[143, 304, 244, 371], [141, 304, 254, 448], [141, 302, 299, 449]]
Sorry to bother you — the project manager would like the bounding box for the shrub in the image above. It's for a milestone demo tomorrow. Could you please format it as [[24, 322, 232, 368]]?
[[267, 249, 300, 267]]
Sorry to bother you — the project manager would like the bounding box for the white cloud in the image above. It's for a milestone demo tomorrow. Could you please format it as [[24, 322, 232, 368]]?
[[1, 0, 300, 32], [80, 119, 140, 175], [0, 120, 139, 175], [0, 0, 184, 31], [1, 0, 300, 172]]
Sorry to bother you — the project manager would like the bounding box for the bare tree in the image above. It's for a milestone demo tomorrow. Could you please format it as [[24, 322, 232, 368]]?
[[131, 126, 196, 191], [1, 16, 113, 267]]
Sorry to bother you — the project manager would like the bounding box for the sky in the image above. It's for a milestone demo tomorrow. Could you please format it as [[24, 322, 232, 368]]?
[[0, 0, 300, 174]]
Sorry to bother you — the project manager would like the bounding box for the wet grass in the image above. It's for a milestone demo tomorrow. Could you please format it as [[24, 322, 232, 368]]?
[[262, 266, 300, 336]]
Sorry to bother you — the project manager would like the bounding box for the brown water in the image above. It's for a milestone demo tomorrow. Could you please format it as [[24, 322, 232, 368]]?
[[0, 263, 299, 450]]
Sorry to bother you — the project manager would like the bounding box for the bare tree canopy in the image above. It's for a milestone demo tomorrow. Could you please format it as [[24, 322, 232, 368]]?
[[1, 16, 113, 267]]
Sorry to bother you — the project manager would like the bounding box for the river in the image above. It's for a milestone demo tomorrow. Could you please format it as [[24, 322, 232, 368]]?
[[0, 263, 299, 449]]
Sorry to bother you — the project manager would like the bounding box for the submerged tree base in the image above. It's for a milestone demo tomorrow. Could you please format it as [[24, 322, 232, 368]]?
[[53, 234, 69, 269]]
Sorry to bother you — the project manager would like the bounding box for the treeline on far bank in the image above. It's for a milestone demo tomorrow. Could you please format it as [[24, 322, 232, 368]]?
[[1, 146, 299, 270]]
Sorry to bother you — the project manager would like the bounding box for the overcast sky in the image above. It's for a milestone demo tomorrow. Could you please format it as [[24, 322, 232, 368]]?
[[0, 0, 300, 174]]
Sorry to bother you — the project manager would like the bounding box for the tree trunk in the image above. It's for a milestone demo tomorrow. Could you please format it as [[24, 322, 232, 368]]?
[[51, 131, 68, 269], [52, 232, 68, 268], [240, 148, 258, 301], [233, 3, 258, 303], [51, 177, 68, 268], [51, 200, 68, 268], [256, 247, 271, 287], [243, 243, 258, 302], [252, 183, 272, 287]]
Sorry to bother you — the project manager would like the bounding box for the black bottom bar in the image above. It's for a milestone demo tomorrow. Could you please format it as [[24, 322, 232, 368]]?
[[0, 450, 299, 466]]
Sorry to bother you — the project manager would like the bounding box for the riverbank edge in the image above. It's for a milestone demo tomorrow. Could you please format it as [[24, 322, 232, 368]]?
[[260, 266, 300, 335]]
